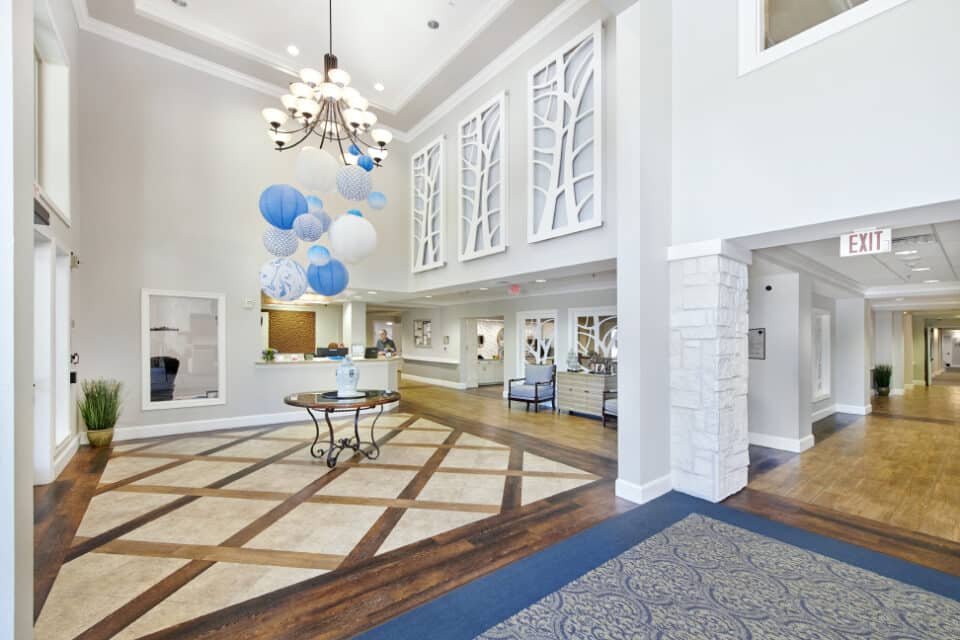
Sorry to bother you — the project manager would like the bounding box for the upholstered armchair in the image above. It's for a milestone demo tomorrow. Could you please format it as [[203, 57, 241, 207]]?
[[508, 364, 556, 412], [602, 390, 618, 428], [150, 356, 180, 402]]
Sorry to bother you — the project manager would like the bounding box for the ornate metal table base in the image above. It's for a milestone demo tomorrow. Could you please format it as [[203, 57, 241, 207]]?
[[305, 403, 384, 468]]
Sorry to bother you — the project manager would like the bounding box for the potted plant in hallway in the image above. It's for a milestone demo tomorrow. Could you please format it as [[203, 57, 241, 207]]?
[[874, 364, 893, 397], [78, 379, 123, 447]]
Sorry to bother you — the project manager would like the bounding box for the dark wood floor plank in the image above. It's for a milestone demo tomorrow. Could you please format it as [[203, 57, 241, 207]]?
[[501, 446, 523, 511]]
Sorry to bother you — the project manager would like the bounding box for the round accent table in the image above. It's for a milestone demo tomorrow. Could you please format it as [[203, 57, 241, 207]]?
[[284, 389, 401, 468]]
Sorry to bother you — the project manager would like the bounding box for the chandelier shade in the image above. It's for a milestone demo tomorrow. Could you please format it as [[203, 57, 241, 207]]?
[[261, 0, 390, 168]]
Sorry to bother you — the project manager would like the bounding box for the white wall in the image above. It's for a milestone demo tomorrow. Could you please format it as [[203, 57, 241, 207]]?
[[0, 0, 36, 634], [834, 297, 871, 412], [74, 33, 408, 432], [671, 0, 960, 245], [404, 2, 619, 292]]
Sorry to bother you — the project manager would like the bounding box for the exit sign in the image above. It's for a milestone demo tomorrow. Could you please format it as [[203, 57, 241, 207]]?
[[840, 228, 891, 257]]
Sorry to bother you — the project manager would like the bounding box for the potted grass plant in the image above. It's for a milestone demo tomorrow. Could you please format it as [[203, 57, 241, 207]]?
[[78, 379, 123, 447], [873, 364, 893, 397]]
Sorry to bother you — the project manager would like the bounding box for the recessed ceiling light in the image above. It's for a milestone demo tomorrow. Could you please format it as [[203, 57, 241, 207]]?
[[896, 297, 905, 301], [425, 295, 433, 298], [912, 267, 932, 272], [535, 279, 547, 283], [286, 44, 299, 56], [427, 19, 440, 29], [367, 291, 377, 295], [895, 249, 918, 256], [479, 287, 489, 291], [171, 0, 188, 7], [373, 82, 385, 92], [924, 279, 940, 284]]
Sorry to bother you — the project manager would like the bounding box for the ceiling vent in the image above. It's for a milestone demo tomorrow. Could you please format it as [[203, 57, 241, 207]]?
[[891, 234, 936, 249]]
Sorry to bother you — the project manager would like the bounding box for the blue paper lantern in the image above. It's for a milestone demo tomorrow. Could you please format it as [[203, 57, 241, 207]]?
[[347, 209, 363, 217], [348, 143, 361, 156], [262, 228, 298, 257], [307, 259, 349, 296], [357, 155, 374, 172], [306, 195, 324, 211], [259, 184, 307, 230], [367, 191, 387, 210], [336, 165, 372, 201], [310, 209, 332, 232], [293, 213, 325, 242], [260, 258, 307, 301], [308, 245, 331, 266]]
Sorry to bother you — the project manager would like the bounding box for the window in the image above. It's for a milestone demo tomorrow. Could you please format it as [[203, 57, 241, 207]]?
[[739, 0, 910, 75], [142, 290, 226, 410], [812, 309, 831, 401], [34, 5, 71, 222], [517, 311, 557, 374], [570, 307, 617, 362]]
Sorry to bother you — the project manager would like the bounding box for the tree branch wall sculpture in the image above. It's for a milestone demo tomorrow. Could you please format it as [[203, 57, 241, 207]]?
[[458, 93, 507, 262], [411, 137, 445, 273], [528, 22, 602, 243]]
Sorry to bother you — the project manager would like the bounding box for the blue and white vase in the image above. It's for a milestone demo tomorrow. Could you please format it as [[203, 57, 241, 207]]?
[[336, 356, 359, 397]]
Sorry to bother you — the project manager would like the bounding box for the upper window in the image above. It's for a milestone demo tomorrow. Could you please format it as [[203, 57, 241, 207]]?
[[739, 0, 911, 75]]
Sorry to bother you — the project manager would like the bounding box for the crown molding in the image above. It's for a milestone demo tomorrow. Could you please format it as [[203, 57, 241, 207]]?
[[865, 282, 960, 300], [403, 0, 595, 142], [754, 247, 865, 296]]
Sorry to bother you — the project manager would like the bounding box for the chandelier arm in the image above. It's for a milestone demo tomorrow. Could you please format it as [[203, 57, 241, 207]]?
[[278, 125, 317, 152]]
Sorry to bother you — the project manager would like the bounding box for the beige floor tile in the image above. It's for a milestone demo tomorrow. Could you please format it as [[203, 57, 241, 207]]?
[[76, 491, 184, 538], [408, 418, 454, 432], [132, 460, 252, 488], [111, 441, 158, 452], [245, 502, 386, 555], [264, 423, 317, 441], [122, 496, 282, 545], [99, 455, 182, 484], [145, 437, 239, 455], [456, 433, 509, 449], [34, 553, 188, 640], [114, 563, 324, 639], [315, 466, 418, 499], [215, 437, 305, 458], [521, 476, 595, 505], [361, 445, 438, 467], [225, 462, 332, 493], [440, 447, 510, 470], [378, 508, 489, 554], [523, 452, 594, 476], [389, 428, 452, 445], [418, 472, 505, 505]]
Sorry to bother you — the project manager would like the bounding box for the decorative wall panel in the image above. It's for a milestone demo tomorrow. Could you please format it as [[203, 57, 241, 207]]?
[[528, 22, 602, 243], [458, 93, 507, 261], [411, 137, 445, 272], [518, 311, 557, 374], [571, 307, 617, 359]]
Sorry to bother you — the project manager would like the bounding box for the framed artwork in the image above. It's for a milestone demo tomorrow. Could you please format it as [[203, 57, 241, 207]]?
[[458, 92, 508, 261], [414, 319, 433, 348], [411, 137, 445, 272]]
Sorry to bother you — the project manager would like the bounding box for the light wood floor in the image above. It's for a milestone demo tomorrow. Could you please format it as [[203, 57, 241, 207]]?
[[748, 383, 960, 544]]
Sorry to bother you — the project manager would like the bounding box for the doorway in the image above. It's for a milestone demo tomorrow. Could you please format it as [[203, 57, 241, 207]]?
[[460, 317, 505, 389]]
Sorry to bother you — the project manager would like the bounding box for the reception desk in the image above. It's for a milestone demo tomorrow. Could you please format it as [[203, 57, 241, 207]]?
[[254, 357, 401, 393]]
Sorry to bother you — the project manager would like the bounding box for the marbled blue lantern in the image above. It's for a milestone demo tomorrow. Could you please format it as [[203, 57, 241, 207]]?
[[259, 184, 308, 230], [308, 245, 331, 266], [260, 258, 307, 301], [367, 191, 387, 210], [307, 259, 349, 297]]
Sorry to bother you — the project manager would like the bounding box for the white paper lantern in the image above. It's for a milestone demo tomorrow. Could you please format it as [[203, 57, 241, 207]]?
[[262, 227, 298, 257], [328, 213, 377, 263], [260, 258, 307, 301], [295, 146, 338, 193], [336, 165, 372, 201], [292, 213, 325, 242]]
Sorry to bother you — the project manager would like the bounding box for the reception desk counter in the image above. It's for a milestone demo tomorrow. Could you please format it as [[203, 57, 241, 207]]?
[[254, 357, 401, 392]]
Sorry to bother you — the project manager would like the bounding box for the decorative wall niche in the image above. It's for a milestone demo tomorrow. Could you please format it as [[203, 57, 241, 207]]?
[[458, 93, 508, 261], [528, 22, 602, 243], [411, 137, 445, 273]]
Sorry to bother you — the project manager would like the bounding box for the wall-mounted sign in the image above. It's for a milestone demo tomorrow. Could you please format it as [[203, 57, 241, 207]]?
[[748, 328, 766, 360], [840, 228, 891, 257]]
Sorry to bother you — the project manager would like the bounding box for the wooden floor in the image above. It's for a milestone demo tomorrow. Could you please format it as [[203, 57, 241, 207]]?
[[34, 379, 960, 638]]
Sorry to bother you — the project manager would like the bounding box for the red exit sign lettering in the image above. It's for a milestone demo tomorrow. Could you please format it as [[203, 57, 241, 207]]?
[[840, 228, 891, 257]]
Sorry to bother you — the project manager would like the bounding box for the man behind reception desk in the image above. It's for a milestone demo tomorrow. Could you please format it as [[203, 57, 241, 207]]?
[[376, 329, 396, 354]]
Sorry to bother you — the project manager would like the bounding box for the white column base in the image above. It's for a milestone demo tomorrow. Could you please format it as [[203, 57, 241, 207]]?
[[748, 432, 814, 453], [615, 475, 672, 505]]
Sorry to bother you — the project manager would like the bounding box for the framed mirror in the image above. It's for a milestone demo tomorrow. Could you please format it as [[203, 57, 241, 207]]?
[[141, 289, 226, 410]]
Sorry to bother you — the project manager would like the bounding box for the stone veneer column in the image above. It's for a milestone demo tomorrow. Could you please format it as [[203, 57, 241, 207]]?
[[669, 251, 750, 502]]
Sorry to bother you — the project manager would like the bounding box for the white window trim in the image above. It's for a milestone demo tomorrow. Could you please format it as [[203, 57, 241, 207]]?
[[738, 0, 912, 76], [516, 309, 558, 377], [141, 289, 227, 411]]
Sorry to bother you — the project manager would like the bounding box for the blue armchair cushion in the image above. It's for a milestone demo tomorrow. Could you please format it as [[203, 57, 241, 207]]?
[[604, 398, 618, 415], [510, 383, 554, 400], [524, 364, 554, 385]]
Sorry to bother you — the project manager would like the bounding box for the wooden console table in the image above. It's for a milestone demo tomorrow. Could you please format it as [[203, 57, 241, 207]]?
[[556, 371, 616, 418]]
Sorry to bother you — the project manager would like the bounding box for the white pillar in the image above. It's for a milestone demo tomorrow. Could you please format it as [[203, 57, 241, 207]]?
[[341, 302, 366, 351], [835, 298, 872, 414], [669, 247, 750, 502], [903, 313, 914, 389], [0, 0, 36, 634]]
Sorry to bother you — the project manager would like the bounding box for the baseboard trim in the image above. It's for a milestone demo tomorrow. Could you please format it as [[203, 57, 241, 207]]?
[[52, 435, 79, 478], [890, 388, 905, 396], [913, 379, 926, 386], [748, 432, 815, 453], [401, 374, 467, 390], [102, 404, 399, 443], [810, 404, 837, 422], [834, 403, 872, 415], [615, 475, 672, 505]]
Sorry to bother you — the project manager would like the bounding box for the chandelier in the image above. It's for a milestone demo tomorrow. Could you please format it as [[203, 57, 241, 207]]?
[[260, 0, 392, 168]]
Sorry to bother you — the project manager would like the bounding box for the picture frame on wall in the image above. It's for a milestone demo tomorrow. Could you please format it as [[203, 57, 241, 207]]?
[[414, 319, 432, 348]]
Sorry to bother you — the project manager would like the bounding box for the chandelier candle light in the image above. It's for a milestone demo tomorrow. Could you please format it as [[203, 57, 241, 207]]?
[[261, 0, 393, 167]]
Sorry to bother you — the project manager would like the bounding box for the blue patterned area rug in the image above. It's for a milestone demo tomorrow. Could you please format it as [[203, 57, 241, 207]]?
[[359, 492, 960, 640]]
